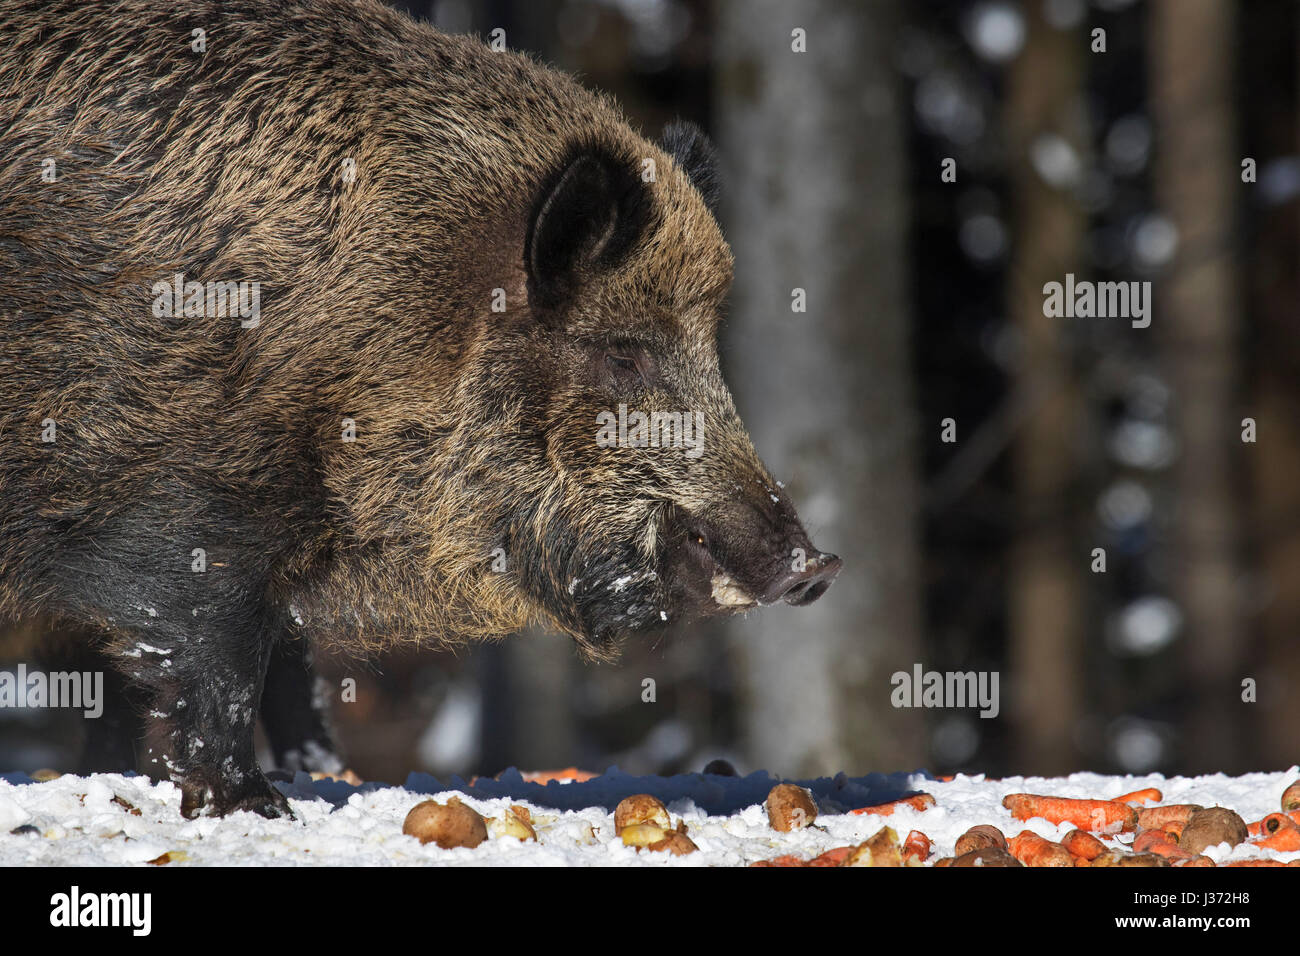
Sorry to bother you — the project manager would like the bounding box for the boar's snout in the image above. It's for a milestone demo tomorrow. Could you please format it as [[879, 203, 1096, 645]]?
[[759, 550, 842, 606], [670, 485, 841, 618]]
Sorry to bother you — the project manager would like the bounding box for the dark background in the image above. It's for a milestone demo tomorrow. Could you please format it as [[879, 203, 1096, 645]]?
[[3, 0, 1297, 784]]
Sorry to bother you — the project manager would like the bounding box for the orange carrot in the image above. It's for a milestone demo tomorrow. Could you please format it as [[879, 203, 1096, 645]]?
[[1261, 812, 1299, 834], [1246, 810, 1300, 836], [1133, 830, 1171, 851], [807, 846, 855, 867], [752, 845, 859, 867], [1115, 787, 1163, 805], [1061, 829, 1106, 860], [1253, 823, 1300, 852], [1003, 794, 1137, 833], [1136, 804, 1201, 832], [520, 767, 598, 784], [1007, 830, 1073, 867], [850, 793, 936, 817], [903, 830, 932, 862], [1133, 830, 1194, 861], [1162, 820, 1187, 841], [1133, 830, 1171, 853]]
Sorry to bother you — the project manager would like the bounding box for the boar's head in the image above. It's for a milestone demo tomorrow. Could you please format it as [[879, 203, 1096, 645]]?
[[464, 121, 841, 659]]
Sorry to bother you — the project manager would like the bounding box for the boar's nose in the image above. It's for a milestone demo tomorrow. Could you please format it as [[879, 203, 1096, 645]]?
[[759, 551, 842, 606]]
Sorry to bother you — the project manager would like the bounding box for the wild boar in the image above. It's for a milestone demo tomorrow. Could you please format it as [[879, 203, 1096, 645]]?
[[0, 0, 840, 816]]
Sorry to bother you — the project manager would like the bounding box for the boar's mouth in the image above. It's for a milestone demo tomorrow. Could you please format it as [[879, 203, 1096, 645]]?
[[558, 502, 841, 658]]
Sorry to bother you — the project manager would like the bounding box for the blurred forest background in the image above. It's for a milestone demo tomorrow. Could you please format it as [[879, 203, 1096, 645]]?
[[2, 0, 1297, 784]]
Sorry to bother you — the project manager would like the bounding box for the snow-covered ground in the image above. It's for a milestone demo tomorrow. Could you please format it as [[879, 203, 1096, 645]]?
[[1, 766, 1296, 866]]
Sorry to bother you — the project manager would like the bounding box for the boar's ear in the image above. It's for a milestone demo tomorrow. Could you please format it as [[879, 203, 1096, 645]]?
[[525, 148, 650, 309], [660, 119, 720, 215]]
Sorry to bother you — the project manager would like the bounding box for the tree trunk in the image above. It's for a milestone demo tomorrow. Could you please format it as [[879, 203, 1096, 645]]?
[[1004, 4, 1087, 775], [1151, 0, 1245, 773], [714, 0, 922, 776]]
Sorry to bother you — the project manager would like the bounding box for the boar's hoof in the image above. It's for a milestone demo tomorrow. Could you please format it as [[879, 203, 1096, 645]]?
[[179, 772, 295, 821]]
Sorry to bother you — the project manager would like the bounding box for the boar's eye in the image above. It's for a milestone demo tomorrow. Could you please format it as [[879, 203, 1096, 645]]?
[[601, 346, 652, 389], [605, 351, 643, 385]]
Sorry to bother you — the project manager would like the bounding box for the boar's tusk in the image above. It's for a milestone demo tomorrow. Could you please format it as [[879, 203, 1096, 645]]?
[[710, 573, 755, 607]]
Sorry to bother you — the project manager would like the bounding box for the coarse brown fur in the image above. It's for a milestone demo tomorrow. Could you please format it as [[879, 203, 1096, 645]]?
[[0, 0, 838, 815]]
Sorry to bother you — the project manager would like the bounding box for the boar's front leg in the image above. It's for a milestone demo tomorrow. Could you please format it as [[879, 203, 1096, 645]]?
[[121, 618, 292, 820]]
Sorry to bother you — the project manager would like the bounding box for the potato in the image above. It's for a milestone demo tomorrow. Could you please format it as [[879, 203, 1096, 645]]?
[[647, 832, 699, 856], [402, 797, 488, 849], [1282, 780, 1300, 812], [765, 784, 817, 832], [841, 826, 902, 866], [620, 823, 670, 847], [950, 847, 1022, 867], [954, 824, 1007, 856], [490, 805, 536, 842], [1179, 807, 1248, 856], [614, 794, 672, 835]]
